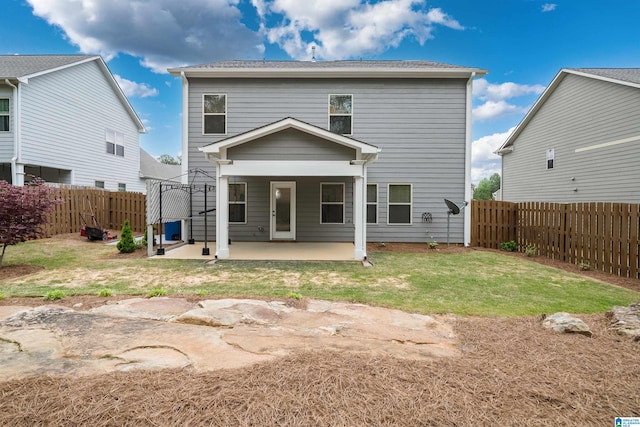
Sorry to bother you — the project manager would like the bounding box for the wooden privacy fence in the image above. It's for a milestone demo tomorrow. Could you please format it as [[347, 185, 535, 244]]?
[[471, 200, 640, 279], [42, 187, 146, 237]]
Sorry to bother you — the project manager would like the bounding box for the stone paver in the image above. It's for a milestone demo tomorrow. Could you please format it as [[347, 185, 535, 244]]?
[[0, 298, 459, 380]]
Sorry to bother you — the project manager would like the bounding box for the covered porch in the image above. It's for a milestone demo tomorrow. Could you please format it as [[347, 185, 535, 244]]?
[[199, 118, 380, 261]]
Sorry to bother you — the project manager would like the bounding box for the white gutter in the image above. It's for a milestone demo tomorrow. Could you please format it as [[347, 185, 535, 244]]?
[[463, 72, 475, 247], [4, 79, 20, 184]]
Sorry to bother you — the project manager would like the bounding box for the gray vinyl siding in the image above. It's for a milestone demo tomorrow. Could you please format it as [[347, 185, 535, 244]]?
[[0, 86, 13, 162], [502, 74, 640, 203], [188, 77, 468, 243], [18, 61, 145, 192], [228, 128, 355, 160]]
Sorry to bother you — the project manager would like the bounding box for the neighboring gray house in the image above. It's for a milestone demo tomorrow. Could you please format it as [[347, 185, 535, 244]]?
[[168, 60, 487, 259], [497, 68, 640, 203], [0, 55, 146, 192]]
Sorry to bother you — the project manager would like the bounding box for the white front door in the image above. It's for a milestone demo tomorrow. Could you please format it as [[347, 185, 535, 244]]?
[[270, 181, 296, 240]]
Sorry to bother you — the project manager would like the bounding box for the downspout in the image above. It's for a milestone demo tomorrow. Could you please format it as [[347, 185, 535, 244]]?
[[180, 71, 189, 242], [4, 79, 20, 185], [463, 72, 476, 247]]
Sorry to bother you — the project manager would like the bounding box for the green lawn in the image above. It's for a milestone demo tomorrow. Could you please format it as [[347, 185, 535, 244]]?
[[1, 237, 638, 317]]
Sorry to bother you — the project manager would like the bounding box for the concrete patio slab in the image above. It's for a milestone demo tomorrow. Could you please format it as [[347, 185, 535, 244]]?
[[152, 241, 356, 261]]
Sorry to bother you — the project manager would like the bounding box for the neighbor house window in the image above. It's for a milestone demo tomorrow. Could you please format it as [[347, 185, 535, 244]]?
[[321, 183, 344, 224], [329, 94, 352, 135], [367, 184, 378, 224], [106, 130, 124, 157], [388, 184, 412, 225], [546, 148, 554, 169], [118, 183, 126, 192], [95, 180, 105, 189], [203, 94, 226, 134], [0, 98, 9, 132], [229, 182, 247, 223]]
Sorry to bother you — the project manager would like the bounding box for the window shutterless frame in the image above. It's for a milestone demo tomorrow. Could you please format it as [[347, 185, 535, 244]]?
[[546, 148, 554, 169], [387, 183, 412, 225], [328, 94, 353, 135], [0, 98, 9, 132], [320, 182, 345, 224], [203, 94, 227, 135], [367, 183, 378, 224], [228, 182, 247, 224]]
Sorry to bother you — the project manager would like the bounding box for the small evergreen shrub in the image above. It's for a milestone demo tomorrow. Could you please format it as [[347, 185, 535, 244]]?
[[500, 240, 517, 252], [116, 219, 137, 253]]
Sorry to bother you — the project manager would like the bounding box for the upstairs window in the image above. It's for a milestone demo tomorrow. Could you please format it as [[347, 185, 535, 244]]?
[[329, 94, 352, 135], [106, 130, 124, 157], [546, 148, 554, 169], [0, 98, 9, 131], [321, 183, 345, 224], [203, 94, 226, 134], [229, 182, 247, 224]]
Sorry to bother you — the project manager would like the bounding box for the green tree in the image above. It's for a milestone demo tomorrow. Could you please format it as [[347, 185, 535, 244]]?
[[157, 154, 181, 165], [473, 173, 501, 200], [116, 219, 137, 253]]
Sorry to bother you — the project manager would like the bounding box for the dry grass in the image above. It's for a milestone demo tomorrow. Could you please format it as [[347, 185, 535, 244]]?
[[1, 313, 638, 426]]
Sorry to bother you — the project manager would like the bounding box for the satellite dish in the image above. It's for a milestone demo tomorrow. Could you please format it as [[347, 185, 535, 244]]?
[[444, 199, 460, 215]]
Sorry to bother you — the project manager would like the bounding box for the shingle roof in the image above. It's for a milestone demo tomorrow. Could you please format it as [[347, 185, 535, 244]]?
[[0, 55, 97, 79], [567, 68, 640, 86], [139, 149, 182, 182], [169, 59, 488, 78], [182, 59, 475, 70]]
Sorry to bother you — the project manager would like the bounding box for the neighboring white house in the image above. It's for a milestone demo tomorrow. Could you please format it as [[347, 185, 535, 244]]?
[[168, 60, 487, 259], [497, 68, 640, 203], [0, 55, 146, 192]]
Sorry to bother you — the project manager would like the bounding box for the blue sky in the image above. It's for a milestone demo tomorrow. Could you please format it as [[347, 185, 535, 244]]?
[[2, 0, 639, 183]]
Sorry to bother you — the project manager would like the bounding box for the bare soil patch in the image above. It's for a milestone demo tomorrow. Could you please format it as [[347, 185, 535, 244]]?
[[1, 312, 637, 425]]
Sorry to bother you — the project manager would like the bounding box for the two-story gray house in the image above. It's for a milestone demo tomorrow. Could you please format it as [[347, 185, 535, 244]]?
[[0, 55, 146, 192], [168, 60, 487, 259], [497, 68, 640, 203]]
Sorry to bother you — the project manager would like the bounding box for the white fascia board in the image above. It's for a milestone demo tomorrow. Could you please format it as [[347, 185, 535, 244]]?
[[218, 160, 364, 177], [169, 68, 488, 79], [564, 69, 640, 90]]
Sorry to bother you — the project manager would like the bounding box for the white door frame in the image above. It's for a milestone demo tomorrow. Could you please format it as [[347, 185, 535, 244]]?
[[270, 181, 296, 240]]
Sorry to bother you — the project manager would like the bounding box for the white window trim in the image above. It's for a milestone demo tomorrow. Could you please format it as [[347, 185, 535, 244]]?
[[95, 180, 105, 189], [203, 93, 227, 135], [118, 183, 126, 192], [328, 94, 353, 135], [106, 129, 125, 157], [0, 98, 9, 132], [367, 183, 378, 225], [320, 182, 345, 224], [546, 148, 554, 170], [229, 182, 247, 224], [387, 183, 413, 225]]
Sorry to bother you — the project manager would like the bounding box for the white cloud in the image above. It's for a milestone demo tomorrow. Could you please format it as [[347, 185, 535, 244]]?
[[114, 75, 158, 98], [471, 127, 515, 184], [27, 0, 263, 72], [259, 0, 465, 60], [472, 78, 545, 121], [473, 78, 545, 102], [542, 3, 557, 12]]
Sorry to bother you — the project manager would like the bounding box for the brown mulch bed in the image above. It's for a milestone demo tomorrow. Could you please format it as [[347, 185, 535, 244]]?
[[1, 313, 638, 425]]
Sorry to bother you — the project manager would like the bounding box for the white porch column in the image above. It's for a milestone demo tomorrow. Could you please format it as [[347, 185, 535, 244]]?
[[353, 174, 366, 260], [216, 175, 229, 258]]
